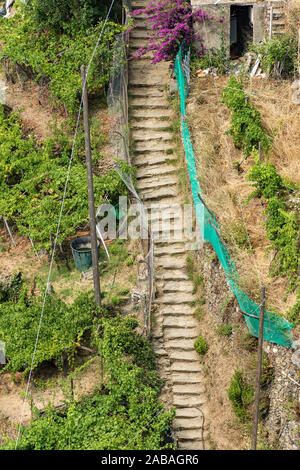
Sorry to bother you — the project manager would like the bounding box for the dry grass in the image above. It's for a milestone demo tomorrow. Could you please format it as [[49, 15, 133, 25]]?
[[187, 75, 298, 314]]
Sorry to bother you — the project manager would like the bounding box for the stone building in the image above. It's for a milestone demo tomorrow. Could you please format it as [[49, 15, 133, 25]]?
[[191, 1, 290, 57]]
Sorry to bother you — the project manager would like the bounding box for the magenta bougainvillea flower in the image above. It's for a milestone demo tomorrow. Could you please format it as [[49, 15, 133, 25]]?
[[128, 0, 209, 64]]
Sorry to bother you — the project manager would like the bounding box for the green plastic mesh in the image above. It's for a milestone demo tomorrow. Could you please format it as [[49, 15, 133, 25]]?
[[174, 45, 295, 348]]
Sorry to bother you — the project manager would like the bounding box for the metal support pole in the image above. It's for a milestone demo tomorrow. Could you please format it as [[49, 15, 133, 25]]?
[[81, 65, 101, 306], [251, 285, 266, 450]]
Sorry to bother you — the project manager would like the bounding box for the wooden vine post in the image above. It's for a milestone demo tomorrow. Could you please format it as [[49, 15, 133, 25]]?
[[251, 285, 266, 450], [81, 65, 101, 307]]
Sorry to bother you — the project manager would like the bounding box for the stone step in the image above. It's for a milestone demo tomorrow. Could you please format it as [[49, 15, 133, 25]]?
[[163, 316, 199, 329], [156, 292, 194, 305], [128, 86, 165, 98], [171, 371, 202, 383], [172, 383, 205, 395], [130, 96, 169, 108], [138, 184, 179, 201], [168, 350, 199, 362], [136, 163, 176, 178], [174, 417, 204, 430], [156, 280, 194, 293], [134, 141, 174, 153], [175, 407, 203, 418], [131, 119, 172, 130], [155, 304, 193, 316], [154, 243, 186, 257], [170, 361, 203, 373], [129, 75, 169, 87], [136, 174, 178, 190], [177, 429, 205, 440], [165, 328, 198, 340], [151, 229, 185, 243], [165, 338, 196, 350], [173, 395, 205, 407], [178, 440, 205, 450], [133, 152, 173, 166], [131, 129, 173, 141], [155, 255, 186, 270], [130, 107, 173, 119]]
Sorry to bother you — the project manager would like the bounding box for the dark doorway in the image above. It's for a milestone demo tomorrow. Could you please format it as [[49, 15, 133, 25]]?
[[230, 5, 253, 58]]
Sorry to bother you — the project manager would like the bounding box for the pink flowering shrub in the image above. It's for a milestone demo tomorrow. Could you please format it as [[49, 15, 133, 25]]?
[[128, 0, 209, 64]]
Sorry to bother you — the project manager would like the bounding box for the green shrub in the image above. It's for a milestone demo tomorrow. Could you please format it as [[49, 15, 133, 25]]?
[[217, 325, 233, 337], [247, 164, 299, 284], [249, 34, 298, 78], [228, 370, 254, 422], [194, 335, 208, 356], [222, 77, 272, 157]]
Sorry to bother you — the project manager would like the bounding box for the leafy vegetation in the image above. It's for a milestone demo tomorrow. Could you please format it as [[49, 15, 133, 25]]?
[[25, 0, 122, 33], [2, 314, 174, 450], [222, 77, 272, 157], [0, 105, 133, 250], [0, 2, 123, 113], [0, 277, 101, 376], [249, 34, 298, 78], [227, 370, 254, 422], [247, 163, 299, 286], [194, 334, 208, 356]]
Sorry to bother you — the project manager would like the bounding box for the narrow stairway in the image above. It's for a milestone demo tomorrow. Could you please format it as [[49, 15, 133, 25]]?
[[128, 2, 207, 450]]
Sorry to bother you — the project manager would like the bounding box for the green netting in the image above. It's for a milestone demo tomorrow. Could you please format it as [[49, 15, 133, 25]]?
[[174, 44, 295, 348]]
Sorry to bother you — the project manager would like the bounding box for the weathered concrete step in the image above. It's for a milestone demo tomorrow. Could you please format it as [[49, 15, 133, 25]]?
[[177, 429, 205, 440], [130, 107, 173, 119], [131, 129, 173, 141], [174, 417, 204, 430], [133, 152, 173, 166], [155, 256, 186, 269], [136, 174, 178, 190], [175, 407, 203, 418], [163, 315, 199, 329], [157, 280, 194, 293], [151, 228, 185, 242], [171, 371, 202, 383], [170, 361, 203, 373], [169, 350, 199, 362], [136, 163, 176, 178], [173, 395, 205, 407], [156, 302, 193, 313], [165, 338, 196, 351], [173, 383, 205, 395], [129, 75, 169, 87], [134, 141, 174, 153], [130, 96, 169, 108], [178, 440, 204, 450], [154, 242, 186, 256], [131, 119, 172, 130], [156, 292, 194, 305], [138, 185, 179, 201], [128, 86, 165, 98], [165, 328, 198, 340]]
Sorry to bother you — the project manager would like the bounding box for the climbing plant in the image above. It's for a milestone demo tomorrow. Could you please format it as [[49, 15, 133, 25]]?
[[0, 2, 123, 113], [0, 105, 133, 250], [129, 0, 209, 64], [2, 314, 175, 450]]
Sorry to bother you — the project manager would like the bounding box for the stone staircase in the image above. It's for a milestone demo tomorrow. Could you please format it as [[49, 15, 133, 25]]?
[[128, 1, 207, 450]]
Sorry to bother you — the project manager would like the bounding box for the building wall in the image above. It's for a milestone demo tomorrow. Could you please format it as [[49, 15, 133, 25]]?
[[191, 1, 288, 52]]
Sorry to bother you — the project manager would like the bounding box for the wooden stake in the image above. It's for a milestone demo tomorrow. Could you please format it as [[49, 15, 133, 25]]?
[[269, 7, 273, 40], [81, 65, 101, 306], [251, 285, 266, 450]]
